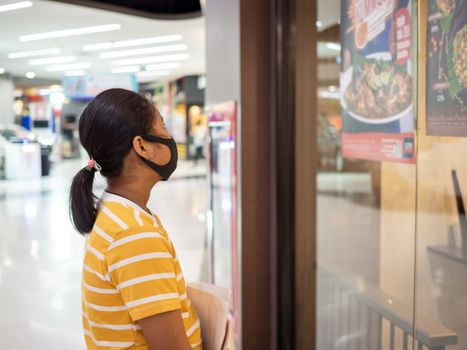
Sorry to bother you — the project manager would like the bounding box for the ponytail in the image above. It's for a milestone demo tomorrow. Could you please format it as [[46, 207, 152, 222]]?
[[69, 167, 98, 235]]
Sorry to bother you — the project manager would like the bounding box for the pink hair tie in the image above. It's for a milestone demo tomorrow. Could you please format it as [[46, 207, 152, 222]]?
[[86, 158, 102, 172]]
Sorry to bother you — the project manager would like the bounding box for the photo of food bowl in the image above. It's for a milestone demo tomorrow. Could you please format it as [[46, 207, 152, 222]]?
[[341, 52, 413, 124]]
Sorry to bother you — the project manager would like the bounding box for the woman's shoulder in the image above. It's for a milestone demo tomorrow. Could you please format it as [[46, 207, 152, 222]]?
[[97, 197, 160, 229]]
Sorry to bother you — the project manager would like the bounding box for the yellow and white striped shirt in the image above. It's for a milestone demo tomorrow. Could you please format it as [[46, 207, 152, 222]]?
[[82, 191, 202, 349]]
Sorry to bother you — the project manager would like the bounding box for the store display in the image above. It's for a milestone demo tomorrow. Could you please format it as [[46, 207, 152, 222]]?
[[340, 0, 416, 163], [4, 141, 41, 180], [426, 0, 467, 136]]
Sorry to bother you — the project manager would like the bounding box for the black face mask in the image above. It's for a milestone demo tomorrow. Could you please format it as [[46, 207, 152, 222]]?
[[140, 134, 178, 181]]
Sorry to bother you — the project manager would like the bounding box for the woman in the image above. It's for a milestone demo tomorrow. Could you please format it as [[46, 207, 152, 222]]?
[[69, 88, 202, 350]]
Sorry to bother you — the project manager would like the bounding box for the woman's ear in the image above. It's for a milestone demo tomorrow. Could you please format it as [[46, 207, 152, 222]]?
[[132, 136, 149, 159]]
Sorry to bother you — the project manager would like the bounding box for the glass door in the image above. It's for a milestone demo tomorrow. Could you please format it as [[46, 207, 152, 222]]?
[[315, 0, 419, 348], [313, 0, 466, 349], [414, 1, 465, 349]]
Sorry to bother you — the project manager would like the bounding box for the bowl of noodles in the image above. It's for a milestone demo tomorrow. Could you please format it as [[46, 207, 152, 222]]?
[[341, 52, 413, 124]]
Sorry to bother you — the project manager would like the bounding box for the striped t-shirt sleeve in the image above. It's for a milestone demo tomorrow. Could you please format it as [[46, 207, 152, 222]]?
[[105, 225, 182, 321]]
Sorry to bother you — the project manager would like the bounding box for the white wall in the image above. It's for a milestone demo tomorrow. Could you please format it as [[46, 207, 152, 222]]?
[[0, 78, 14, 125], [205, 0, 240, 106]]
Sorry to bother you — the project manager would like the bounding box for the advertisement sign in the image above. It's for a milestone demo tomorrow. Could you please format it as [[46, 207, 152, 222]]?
[[426, 0, 467, 136], [63, 74, 137, 99], [340, 0, 416, 163]]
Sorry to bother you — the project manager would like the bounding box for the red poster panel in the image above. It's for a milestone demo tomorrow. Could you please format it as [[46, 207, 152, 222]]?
[[340, 0, 416, 163]]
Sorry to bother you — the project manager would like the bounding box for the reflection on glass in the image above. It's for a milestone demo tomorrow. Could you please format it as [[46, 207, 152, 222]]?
[[316, 0, 418, 349], [415, 1, 467, 348], [315, 0, 465, 348], [209, 125, 234, 292]]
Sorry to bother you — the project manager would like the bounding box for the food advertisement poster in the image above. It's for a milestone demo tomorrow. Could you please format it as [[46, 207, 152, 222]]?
[[426, 0, 467, 136], [340, 0, 416, 163]]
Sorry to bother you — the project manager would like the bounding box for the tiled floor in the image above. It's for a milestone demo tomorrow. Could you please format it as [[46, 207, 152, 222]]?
[[0, 159, 207, 350]]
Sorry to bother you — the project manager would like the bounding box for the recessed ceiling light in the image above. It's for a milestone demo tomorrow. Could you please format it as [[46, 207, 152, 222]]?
[[0, 67, 5, 74], [99, 44, 187, 59], [25, 72, 36, 79], [20, 24, 121, 42], [46, 62, 91, 72], [0, 1, 32, 13], [29, 56, 76, 66], [8, 48, 61, 59], [64, 70, 86, 77], [110, 66, 140, 74], [112, 53, 190, 66], [145, 62, 181, 71], [326, 42, 341, 51], [83, 34, 182, 52]]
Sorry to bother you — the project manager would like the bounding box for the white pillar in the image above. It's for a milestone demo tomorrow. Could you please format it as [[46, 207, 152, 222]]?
[[0, 78, 15, 125]]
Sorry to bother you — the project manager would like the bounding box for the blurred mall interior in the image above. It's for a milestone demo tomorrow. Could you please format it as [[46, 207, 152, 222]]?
[[0, 0, 466, 349]]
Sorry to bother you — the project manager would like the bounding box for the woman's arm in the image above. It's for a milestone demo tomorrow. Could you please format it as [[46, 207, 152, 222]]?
[[139, 310, 193, 350]]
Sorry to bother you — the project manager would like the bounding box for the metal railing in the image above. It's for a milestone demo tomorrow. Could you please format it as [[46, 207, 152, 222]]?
[[317, 267, 457, 350]]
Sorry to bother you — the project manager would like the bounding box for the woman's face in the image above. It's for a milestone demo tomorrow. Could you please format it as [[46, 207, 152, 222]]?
[[145, 110, 172, 167], [152, 110, 171, 139]]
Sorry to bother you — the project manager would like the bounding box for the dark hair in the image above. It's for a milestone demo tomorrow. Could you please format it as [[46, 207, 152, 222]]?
[[69, 88, 155, 234]]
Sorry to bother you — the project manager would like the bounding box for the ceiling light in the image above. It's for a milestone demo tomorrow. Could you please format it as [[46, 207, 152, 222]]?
[[46, 62, 91, 72], [8, 48, 61, 59], [83, 34, 182, 52], [137, 71, 171, 81], [29, 56, 76, 66], [113, 53, 190, 66], [0, 68, 5, 74], [137, 70, 171, 78], [20, 24, 121, 42], [110, 66, 140, 73], [25, 72, 36, 79], [145, 62, 181, 71], [328, 85, 337, 92], [0, 1, 32, 13], [326, 43, 341, 51], [99, 44, 187, 59], [316, 21, 322, 28], [64, 70, 86, 77]]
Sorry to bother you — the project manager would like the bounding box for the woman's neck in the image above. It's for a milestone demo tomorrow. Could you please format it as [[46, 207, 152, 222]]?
[[107, 177, 154, 213]]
